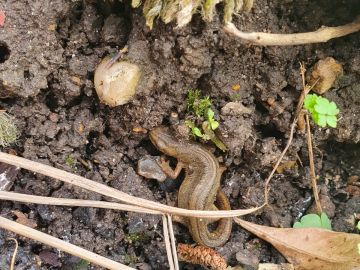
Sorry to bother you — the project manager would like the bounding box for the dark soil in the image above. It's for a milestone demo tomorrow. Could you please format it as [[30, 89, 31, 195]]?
[[0, 0, 359, 269]]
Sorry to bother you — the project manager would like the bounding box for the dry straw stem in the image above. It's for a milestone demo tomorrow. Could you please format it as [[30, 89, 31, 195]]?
[[167, 214, 179, 270], [305, 113, 322, 214], [162, 215, 177, 270], [8, 238, 18, 270], [224, 16, 360, 46], [0, 152, 264, 218], [0, 216, 133, 270], [0, 191, 161, 215]]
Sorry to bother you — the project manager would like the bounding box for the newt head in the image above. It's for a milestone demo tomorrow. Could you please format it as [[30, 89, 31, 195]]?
[[149, 126, 179, 156]]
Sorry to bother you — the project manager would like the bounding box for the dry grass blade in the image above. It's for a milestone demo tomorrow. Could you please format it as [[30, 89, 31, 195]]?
[[234, 218, 360, 270], [8, 238, 18, 270], [224, 16, 360, 46], [167, 214, 179, 270], [305, 114, 322, 214], [0, 152, 263, 218], [162, 215, 176, 270], [0, 191, 161, 215], [0, 216, 134, 270]]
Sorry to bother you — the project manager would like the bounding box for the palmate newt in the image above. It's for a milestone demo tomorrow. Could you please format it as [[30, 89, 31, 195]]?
[[149, 126, 232, 247]]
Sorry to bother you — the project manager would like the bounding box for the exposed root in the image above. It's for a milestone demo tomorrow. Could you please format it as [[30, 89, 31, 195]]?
[[224, 16, 360, 46]]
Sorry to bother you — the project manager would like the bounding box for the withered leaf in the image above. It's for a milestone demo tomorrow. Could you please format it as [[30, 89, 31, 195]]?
[[12, 210, 37, 229], [235, 218, 360, 270]]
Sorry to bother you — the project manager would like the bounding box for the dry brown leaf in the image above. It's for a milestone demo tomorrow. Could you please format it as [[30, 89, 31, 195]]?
[[235, 218, 360, 270], [12, 210, 37, 228]]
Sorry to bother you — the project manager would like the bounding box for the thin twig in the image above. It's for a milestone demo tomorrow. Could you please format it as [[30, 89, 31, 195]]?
[[162, 215, 175, 270], [0, 152, 263, 218], [167, 214, 179, 270], [8, 238, 18, 270], [224, 16, 360, 46], [0, 191, 161, 215], [0, 216, 133, 270], [264, 62, 318, 204], [295, 62, 319, 119], [305, 113, 322, 214], [264, 118, 297, 204]]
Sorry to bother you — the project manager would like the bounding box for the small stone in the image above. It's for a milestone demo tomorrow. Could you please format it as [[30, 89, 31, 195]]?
[[306, 57, 343, 94], [309, 193, 336, 218], [236, 249, 259, 269], [49, 113, 59, 123], [94, 57, 141, 107], [221, 102, 253, 116], [137, 155, 167, 182]]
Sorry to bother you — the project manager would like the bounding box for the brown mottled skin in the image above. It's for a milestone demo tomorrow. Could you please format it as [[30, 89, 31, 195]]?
[[149, 127, 232, 247]]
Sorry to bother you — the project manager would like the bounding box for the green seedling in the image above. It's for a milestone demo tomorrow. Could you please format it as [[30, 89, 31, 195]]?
[[0, 111, 17, 147], [357, 221, 360, 231], [229, 93, 241, 101], [74, 259, 90, 270], [65, 154, 76, 167], [186, 90, 226, 151], [293, 213, 332, 230], [187, 89, 213, 117], [303, 94, 339, 128]]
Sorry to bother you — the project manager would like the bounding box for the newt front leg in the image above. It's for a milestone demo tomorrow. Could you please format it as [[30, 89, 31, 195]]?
[[158, 156, 185, 179]]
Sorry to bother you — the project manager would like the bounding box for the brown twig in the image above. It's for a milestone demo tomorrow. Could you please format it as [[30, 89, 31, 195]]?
[[0, 216, 133, 270], [305, 113, 322, 214], [8, 238, 18, 270], [224, 16, 360, 46], [264, 62, 319, 204], [264, 119, 297, 204]]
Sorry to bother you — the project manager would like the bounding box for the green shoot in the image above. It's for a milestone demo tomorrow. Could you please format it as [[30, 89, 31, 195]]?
[[187, 90, 212, 117], [303, 94, 339, 128], [186, 90, 226, 151], [293, 213, 332, 230], [65, 155, 76, 167], [74, 259, 90, 270], [229, 93, 241, 101], [357, 221, 360, 230], [185, 120, 204, 138]]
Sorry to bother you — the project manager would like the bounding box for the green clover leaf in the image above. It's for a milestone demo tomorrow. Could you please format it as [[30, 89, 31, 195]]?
[[293, 213, 332, 230], [314, 97, 339, 116], [304, 94, 318, 114], [303, 94, 340, 128], [326, 115, 337, 128]]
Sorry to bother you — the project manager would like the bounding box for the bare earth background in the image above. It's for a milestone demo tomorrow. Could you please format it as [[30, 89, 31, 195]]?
[[0, 0, 359, 269]]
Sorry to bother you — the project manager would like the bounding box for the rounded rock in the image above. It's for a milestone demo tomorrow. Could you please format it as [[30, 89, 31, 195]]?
[[94, 57, 141, 107]]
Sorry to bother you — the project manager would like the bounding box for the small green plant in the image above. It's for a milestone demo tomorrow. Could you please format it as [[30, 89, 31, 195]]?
[[293, 213, 332, 230], [357, 221, 360, 231], [65, 154, 76, 167], [303, 94, 340, 128], [74, 259, 90, 270], [124, 232, 150, 244], [185, 90, 226, 151], [229, 93, 241, 101], [0, 111, 17, 147], [187, 89, 213, 117]]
